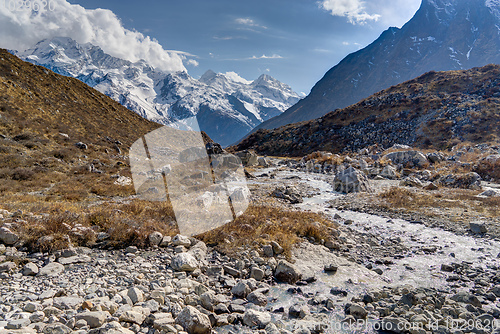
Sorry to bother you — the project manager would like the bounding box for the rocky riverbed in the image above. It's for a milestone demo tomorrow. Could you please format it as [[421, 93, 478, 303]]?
[[2, 161, 500, 334]]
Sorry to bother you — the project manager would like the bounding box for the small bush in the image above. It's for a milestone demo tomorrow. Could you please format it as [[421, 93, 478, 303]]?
[[199, 205, 335, 259], [52, 148, 76, 160], [12, 133, 35, 142], [11, 167, 35, 181], [0, 145, 12, 153], [23, 141, 39, 149], [475, 158, 500, 181]]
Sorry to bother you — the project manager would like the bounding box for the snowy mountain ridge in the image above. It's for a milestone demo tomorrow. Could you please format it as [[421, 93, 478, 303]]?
[[254, 0, 500, 132], [15, 37, 300, 146]]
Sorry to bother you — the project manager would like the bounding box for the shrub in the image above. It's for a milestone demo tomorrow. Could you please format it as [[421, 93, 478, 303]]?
[[12, 133, 35, 142], [475, 158, 500, 181], [0, 145, 11, 153], [52, 148, 76, 160], [11, 167, 35, 181], [198, 205, 335, 259]]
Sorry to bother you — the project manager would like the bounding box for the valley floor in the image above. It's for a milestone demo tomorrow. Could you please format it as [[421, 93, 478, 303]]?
[[2, 161, 500, 334]]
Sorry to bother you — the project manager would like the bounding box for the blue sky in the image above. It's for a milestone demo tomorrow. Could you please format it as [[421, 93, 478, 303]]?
[[1, 0, 421, 94]]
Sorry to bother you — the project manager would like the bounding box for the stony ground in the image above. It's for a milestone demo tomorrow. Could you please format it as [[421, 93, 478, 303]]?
[[2, 148, 500, 334]]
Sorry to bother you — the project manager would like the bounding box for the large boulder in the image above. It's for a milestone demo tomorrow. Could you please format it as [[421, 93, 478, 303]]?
[[470, 221, 487, 234], [175, 306, 211, 334], [274, 260, 302, 284], [438, 172, 482, 190], [205, 142, 223, 155], [171, 253, 199, 272], [235, 150, 259, 167], [75, 311, 108, 328], [0, 227, 19, 245], [384, 150, 428, 167], [427, 152, 445, 164], [400, 177, 424, 188], [379, 165, 397, 179], [333, 167, 372, 193], [242, 309, 271, 329], [38, 262, 64, 277]]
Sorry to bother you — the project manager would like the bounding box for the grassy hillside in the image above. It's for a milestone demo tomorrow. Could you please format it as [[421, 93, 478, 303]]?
[[0, 50, 332, 253], [0, 48, 166, 200]]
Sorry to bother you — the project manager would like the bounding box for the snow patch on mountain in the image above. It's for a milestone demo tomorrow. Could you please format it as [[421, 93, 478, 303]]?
[[486, 0, 500, 20], [15, 37, 300, 146]]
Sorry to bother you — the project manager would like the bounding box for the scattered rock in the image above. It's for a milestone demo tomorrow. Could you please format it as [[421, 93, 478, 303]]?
[[271, 186, 303, 204], [324, 264, 338, 273], [175, 305, 211, 334], [75, 311, 108, 328], [424, 182, 439, 190], [37, 262, 64, 277], [270, 241, 284, 255], [438, 172, 482, 190], [171, 253, 198, 272], [384, 150, 428, 167], [0, 227, 19, 245], [127, 287, 144, 304], [172, 234, 192, 248], [247, 290, 268, 306], [148, 231, 163, 246], [250, 267, 265, 281], [231, 281, 250, 298], [380, 165, 397, 179], [0, 261, 16, 272], [333, 167, 372, 193], [75, 142, 88, 150], [242, 309, 271, 329], [477, 189, 500, 197], [348, 304, 368, 319], [274, 260, 302, 284], [400, 176, 424, 187], [470, 221, 487, 234]]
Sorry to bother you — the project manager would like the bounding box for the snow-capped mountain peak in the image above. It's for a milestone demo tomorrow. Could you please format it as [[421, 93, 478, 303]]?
[[15, 38, 300, 146], [255, 0, 500, 131]]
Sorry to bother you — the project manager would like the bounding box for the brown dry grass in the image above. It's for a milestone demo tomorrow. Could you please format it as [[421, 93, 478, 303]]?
[[1, 197, 338, 256], [379, 186, 500, 218], [1, 198, 178, 253], [198, 205, 336, 259]]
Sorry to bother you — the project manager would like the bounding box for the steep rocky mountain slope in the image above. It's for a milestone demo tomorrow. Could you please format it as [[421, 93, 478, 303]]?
[[255, 0, 500, 132], [232, 64, 500, 156], [0, 48, 164, 198], [15, 38, 300, 146]]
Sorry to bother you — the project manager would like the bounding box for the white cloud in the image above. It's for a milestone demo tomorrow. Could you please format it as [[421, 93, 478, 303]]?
[[223, 71, 251, 84], [235, 18, 267, 29], [320, 0, 380, 24], [365, 0, 421, 28], [250, 54, 283, 60], [213, 35, 247, 41], [342, 41, 362, 47], [186, 59, 199, 67], [313, 48, 334, 53], [224, 54, 283, 61], [0, 0, 189, 72]]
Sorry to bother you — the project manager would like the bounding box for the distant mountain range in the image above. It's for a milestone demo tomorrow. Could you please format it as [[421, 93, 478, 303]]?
[[232, 64, 500, 156], [254, 0, 500, 131], [14, 37, 300, 146]]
